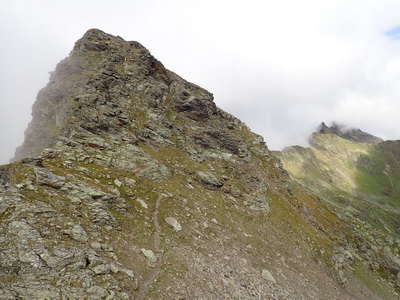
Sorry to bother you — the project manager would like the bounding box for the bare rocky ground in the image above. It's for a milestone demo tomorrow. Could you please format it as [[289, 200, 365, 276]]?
[[1, 29, 398, 299]]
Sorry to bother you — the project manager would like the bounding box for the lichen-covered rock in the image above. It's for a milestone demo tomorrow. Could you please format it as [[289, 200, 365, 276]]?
[[40, 246, 86, 270], [68, 224, 89, 243], [34, 168, 66, 189], [0, 192, 22, 214], [137, 161, 171, 182], [196, 171, 222, 189], [244, 194, 270, 214]]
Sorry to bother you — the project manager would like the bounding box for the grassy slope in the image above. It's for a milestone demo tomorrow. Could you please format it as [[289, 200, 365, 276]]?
[[5, 129, 395, 299], [279, 134, 400, 237]]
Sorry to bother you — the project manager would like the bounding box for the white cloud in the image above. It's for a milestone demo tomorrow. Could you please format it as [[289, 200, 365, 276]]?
[[1, 0, 400, 163]]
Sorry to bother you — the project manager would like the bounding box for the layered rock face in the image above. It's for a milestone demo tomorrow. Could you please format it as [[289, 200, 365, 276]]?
[[1, 30, 399, 299]]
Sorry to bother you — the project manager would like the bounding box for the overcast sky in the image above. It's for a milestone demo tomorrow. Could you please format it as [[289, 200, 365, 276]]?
[[1, 0, 400, 164]]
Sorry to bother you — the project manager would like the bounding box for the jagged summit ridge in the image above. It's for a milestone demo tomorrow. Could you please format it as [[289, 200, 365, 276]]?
[[13, 28, 222, 161], [317, 121, 383, 144], [2, 29, 291, 299]]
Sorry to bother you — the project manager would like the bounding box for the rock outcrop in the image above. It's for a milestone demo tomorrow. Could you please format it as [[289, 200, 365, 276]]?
[[1, 30, 398, 299]]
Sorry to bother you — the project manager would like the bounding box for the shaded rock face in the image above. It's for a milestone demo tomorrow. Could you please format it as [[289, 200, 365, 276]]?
[[1, 29, 399, 299]]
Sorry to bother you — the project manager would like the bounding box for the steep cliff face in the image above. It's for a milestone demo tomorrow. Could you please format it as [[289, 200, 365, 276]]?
[[1, 30, 398, 299]]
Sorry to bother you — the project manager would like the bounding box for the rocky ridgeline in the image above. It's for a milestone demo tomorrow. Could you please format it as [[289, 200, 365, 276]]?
[[0, 29, 281, 299], [1, 30, 399, 299], [317, 122, 383, 144]]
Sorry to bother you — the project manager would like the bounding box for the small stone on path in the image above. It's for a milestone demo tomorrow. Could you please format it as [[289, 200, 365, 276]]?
[[137, 198, 148, 209], [141, 248, 157, 263], [165, 217, 182, 231], [262, 269, 276, 284]]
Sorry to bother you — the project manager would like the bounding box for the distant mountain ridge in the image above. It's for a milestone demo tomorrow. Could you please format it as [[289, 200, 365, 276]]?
[[316, 122, 383, 144], [280, 122, 400, 229], [279, 122, 400, 297]]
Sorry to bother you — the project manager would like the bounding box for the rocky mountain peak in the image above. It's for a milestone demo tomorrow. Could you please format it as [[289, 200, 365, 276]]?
[[316, 121, 383, 144], [2, 29, 292, 299], [2, 29, 399, 299], [14, 28, 221, 161]]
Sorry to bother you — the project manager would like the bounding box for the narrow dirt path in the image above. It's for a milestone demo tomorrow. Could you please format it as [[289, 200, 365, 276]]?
[[137, 194, 164, 299]]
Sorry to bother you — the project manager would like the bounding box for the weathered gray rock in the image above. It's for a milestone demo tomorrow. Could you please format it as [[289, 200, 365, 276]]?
[[69, 224, 89, 243], [172, 83, 217, 121], [137, 198, 148, 209], [141, 248, 157, 263], [0, 168, 11, 187], [0, 193, 22, 214], [65, 182, 106, 201], [262, 269, 276, 284], [90, 202, 118, 227], [114, 178, 122, 187], [40, 148, 61, 159], [244, 194, 270, 214], [87, 252, 107, 270], [165, 217, 182, 231], [92, 263, 111, 275], [137, 162, 171, 182], [40, 246, 86, 270], [196, 171, 222, 189], [136, 122, 172, 145], [7, 220, 46, 266], [34, 168, 66, 189], [110, 262, 119, 273], [382, 246, 400, 276]]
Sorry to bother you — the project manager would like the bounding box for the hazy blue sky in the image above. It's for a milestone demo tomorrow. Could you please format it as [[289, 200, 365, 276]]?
[[1, 0, 400, 164]]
